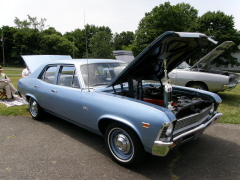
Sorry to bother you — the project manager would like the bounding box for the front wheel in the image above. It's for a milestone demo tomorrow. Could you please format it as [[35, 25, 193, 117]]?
[[105, 123, 146, 166], [29, 97, 45, 120]]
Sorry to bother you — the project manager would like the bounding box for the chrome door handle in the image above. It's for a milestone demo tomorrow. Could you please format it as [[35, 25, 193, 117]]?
[[34, 85, 39, 88], [51, 90, 58, 92]]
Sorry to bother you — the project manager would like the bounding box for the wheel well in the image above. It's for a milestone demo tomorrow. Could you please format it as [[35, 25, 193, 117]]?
[[99, 119, 123, 136], [26, 95, 32, 102], [26, 95, 30, 102], [98, 119, 138, 138], [185, 81, 208, 91]]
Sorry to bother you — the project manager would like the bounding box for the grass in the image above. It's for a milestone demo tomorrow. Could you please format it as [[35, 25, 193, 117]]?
[[0, 103, 29, 116], [218, 85, 240, 124], [4, 70, 22, 75], [0, 74, 239, 124], [2, 66, 24, 76]]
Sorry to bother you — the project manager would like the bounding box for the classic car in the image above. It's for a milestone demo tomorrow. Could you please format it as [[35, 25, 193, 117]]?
[[18, 31, 223, 166], [168, 41, 239, 92]]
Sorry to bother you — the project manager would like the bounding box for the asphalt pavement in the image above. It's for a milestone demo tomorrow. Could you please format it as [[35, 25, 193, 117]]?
[[0, 115, 239, 180]]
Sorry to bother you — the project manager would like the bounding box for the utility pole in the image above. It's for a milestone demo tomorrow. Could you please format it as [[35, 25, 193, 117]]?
[[73, 37, 75, 58], [1, 32, 5, 66]]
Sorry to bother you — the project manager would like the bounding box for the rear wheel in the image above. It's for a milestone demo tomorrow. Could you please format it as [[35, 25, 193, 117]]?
[[188, 82, 208, 91], [105, 122, 146, 167], [29, 97, 45, 120]]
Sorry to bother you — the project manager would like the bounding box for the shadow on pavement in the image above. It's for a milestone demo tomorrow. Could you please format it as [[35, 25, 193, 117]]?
[[41, 115, 240, 180]]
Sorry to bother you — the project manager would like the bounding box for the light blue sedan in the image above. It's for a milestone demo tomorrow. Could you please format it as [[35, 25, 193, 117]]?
[[18, 31, 223, 166]]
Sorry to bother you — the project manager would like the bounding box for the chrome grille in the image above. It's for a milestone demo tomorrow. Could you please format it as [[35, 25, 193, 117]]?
[[174, 106, 211, 133]]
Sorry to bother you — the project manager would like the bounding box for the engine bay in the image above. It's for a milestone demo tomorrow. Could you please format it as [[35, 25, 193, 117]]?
[[114, 84, 213, 119]]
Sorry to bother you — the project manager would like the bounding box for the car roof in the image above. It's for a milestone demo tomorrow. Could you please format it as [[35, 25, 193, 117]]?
[[21, 55, 125, 73], [48, 59, 125, 65]]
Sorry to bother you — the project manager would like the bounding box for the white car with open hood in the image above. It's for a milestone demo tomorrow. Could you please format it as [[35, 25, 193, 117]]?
[[18, 31, 223, 166], [168, 41, 239, 92]]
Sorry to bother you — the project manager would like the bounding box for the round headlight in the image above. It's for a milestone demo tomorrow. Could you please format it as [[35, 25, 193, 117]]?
[[165, 123, 173, 136], [210, 103, 215, 114]]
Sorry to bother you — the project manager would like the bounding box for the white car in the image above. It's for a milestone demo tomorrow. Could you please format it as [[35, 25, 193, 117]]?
[[168, 41, 239, 92]]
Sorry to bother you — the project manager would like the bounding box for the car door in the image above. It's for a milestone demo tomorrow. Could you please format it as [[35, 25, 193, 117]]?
[[48, 65, 84, 121], [35, 65, 59, 110]]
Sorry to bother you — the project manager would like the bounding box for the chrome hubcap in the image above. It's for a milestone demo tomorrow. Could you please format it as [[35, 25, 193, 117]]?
[[114, 134, 130, 154], [31, 100, 38, 117], [108, 128, 134, 161]]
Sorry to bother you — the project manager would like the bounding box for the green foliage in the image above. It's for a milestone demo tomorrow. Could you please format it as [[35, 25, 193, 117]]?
[[193, 11, 240, 66], [132, 2, 198, 56], [84, 24, 113, 57], [87, 31, 114, 58], [63, 28, 86, 58], [122, 44, 134, 51], [13, 28, 42, 58], [113, 31, 134, 50], [0, 26, 18, 64], [42, 27, 62, 36], [14, 15, 47, 31], [40, 34, 78, 55]]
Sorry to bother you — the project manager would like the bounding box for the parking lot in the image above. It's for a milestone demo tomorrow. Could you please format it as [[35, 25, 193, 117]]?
[[0, 115, 239, 180]]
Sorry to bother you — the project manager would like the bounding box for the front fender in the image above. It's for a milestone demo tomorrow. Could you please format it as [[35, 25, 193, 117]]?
[[97, 109, 172, 153]]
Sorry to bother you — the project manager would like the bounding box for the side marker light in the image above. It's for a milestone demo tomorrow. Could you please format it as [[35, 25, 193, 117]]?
[[142, 122, 150, 128]]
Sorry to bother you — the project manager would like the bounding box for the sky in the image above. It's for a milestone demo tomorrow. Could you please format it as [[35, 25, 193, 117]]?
[[1, 0, 240, 34]]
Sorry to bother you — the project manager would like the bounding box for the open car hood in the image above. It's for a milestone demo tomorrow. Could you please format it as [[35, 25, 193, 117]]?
[[108, 31, 217, 87], [191, 41, 235, 69], [21, 55, 72, 73]]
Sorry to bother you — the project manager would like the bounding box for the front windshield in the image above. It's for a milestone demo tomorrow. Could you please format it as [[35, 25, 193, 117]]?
[[176, 61, 190, 69], [80, 62, 127, 87]]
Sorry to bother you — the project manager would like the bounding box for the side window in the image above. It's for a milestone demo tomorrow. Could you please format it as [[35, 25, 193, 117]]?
[[41, 66, 57, 84], [73, 73, 80, 88], [57, 66, 80, 88]]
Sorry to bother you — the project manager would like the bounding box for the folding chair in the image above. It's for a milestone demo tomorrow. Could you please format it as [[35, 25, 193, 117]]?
[[0, 88, 7, 99]]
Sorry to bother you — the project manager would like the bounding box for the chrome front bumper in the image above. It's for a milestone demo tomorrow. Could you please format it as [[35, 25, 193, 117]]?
[[152, 112, 223, 156], [223, 83, 238, 91]]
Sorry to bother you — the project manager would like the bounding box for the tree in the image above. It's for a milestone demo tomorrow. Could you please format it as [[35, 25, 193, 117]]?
[[13, 28, 42, 58], [78, 24, 113, 58], [14, 15, 47, 31], [42, 27, 62, 36], [193, 11, 240, 65], [0, 26, 18, 65], [132, 2, 198, 56], [87, 31, 114, 58], [113, 31, 134, 50], [40, 34, 78, 55], [64, 28, 85, 58]]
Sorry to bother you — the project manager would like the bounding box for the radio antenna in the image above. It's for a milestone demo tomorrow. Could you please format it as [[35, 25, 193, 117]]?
[[84, 12, 90, 92]]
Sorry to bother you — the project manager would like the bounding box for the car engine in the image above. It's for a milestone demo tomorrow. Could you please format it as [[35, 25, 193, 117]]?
[[115, 84, 213, 119]]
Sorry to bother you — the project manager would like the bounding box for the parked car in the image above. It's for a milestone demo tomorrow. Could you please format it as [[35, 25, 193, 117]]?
[[168, 41, 239, 92], [18, 31, 223, 166]]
